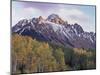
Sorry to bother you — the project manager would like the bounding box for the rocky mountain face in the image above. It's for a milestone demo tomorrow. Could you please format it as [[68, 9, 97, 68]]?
[[12, 14, 96, 49], [47, 14, 65, 25]]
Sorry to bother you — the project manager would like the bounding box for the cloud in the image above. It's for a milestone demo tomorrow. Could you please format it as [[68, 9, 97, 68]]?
[[22, 7, 42, 17], [54, 8, 90, 23], [49, 8, 94, 32], [12, 7, 42, 26], [12, 2, 95, 32]]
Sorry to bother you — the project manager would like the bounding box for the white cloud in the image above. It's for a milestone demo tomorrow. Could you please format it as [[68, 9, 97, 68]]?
[[12, 7, 42, 26], [48, 8, 94, 32], [22, 7, 42, 17], [12, 4, 95, 32]]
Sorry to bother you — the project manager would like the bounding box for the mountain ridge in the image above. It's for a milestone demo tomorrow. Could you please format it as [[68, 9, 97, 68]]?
[[12, 14, 96, 49]]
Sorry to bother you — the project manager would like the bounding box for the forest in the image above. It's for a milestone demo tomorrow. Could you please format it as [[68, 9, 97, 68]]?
[[12, 34, 96, 74]]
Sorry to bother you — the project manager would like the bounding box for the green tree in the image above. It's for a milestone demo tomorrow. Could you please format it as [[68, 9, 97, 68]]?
[[54, 48, 66, 71]]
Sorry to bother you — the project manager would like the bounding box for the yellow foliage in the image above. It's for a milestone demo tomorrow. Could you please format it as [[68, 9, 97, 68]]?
[[73, 48, 93, 56]]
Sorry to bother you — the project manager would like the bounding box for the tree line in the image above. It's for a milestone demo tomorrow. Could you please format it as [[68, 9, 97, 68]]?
[[12, 34, 96, 74]]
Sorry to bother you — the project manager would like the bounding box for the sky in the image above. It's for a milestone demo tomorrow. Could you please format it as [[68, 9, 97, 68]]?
[[12, 1, 96, 32]]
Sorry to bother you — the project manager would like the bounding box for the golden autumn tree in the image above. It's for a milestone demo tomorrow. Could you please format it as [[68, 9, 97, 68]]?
[[12, 34, 34, 73], [12, 34, 96, 74], [32, 42, 58, 72], [12, 34, 58, 74]]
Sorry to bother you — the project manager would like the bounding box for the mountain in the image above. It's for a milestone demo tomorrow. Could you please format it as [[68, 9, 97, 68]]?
[[46, 14, 65, 25], [12, 14, 96, 49]]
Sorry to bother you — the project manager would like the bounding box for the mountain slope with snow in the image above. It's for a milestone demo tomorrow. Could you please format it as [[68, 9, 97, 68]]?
[[12, 14, 96, 49]]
